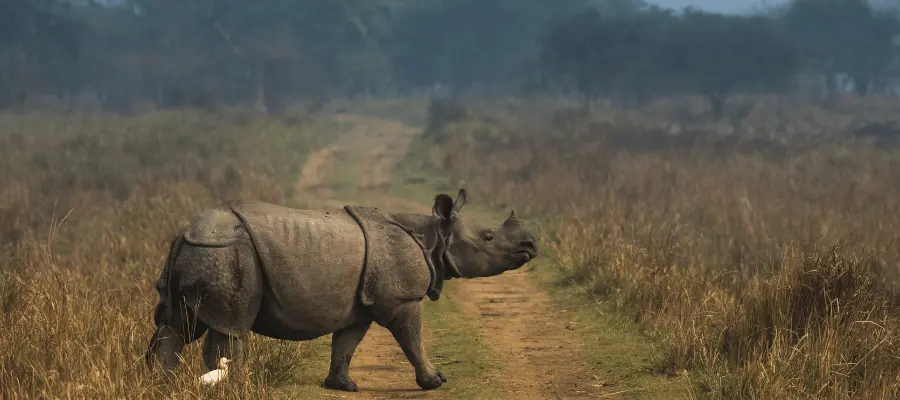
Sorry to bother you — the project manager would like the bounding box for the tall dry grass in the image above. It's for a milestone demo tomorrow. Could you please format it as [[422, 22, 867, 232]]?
[[411, 96, 900, 398], [0, 109, 330, 399]]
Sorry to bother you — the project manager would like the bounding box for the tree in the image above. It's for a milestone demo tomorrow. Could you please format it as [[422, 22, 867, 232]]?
[[539, 7, 798, 112], [387, 0, 618, 93], [539, 7, 675, 104], [657, 11, 800, 119], [0, 0, 84, 108], [783, 0, 900, 95], [120, 0, 393, 109]]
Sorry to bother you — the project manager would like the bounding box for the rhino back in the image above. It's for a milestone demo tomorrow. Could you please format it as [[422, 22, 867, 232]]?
[[230, 201, 367, 338], [183, 205, 244, 246]]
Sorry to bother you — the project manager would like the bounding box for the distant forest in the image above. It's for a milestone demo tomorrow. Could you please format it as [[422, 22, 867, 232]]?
[[4, 0, 900, 118]]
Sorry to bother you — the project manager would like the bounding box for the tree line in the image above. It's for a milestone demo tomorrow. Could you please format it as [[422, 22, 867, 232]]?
[[3, 0, 900, 117]]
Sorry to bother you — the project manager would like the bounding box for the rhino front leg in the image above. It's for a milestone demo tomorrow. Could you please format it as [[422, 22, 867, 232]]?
[[202, 329, 246, 377], [324, 321, 372, 392], [386, 301, 446, 390]]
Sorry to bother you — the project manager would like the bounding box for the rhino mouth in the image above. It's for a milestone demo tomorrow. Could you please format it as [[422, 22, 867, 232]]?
[[507, 249, 537, 264]]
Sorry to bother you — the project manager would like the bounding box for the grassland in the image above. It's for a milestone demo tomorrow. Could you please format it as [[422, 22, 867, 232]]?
[[4, 93, 900, 399], [0, 108, 337, 399], [403, 94, 900, 399], [0, 103, 518, 400]]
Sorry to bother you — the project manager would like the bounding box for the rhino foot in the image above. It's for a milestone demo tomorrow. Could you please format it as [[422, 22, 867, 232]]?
[[416, 369, 447, 390], [324, 375, 359, 392]]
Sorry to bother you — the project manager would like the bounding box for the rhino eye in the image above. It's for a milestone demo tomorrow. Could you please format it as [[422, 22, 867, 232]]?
[[483, 231, 494, 241]]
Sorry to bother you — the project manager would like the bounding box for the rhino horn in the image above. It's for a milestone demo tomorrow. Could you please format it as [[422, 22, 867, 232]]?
[[503, 210, 521, 226]]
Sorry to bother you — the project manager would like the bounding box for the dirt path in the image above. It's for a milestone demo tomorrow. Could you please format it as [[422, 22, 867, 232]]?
[[451, 271, 609, 399], [293, 113, 611, 399], [294, 114, 438, 399]]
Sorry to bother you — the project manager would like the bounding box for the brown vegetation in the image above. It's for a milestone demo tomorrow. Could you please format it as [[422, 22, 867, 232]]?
[[6, 94, 900, 399], [0, 109, 329, 399], [411, 95, 900, 398]]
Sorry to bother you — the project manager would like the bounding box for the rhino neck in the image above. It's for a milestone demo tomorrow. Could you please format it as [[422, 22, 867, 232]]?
[[390, 213, 432, 230], [391, 213, 464, 280]]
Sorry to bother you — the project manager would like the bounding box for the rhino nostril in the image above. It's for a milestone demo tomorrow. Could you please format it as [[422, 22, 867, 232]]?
[[520, 239, 536, 251]]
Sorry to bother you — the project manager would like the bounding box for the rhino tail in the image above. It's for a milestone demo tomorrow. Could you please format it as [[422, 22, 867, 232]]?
[[162, 234, 186, 324]]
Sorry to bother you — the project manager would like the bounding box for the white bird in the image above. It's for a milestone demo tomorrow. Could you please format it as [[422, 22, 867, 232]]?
[[198, 357, 230, 386]]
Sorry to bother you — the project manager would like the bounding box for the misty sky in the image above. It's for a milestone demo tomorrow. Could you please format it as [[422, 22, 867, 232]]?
[[650, 0, 786, 14]]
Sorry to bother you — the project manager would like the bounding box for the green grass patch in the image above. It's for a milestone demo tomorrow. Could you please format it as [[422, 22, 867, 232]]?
[[527, 259, 692, 399], [268, 338, 334, 398]]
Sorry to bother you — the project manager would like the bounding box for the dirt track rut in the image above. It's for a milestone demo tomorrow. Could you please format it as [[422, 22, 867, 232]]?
[[451, 272, 608, 399], [294, 113, 610, 399]]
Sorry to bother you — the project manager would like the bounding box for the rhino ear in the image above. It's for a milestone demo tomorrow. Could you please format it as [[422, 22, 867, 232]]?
[[433, 194, 454, 219], [452, 188, 467, 212]]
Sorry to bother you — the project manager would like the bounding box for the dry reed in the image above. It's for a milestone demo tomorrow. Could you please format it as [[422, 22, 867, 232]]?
[[412, 95, 900, 398]]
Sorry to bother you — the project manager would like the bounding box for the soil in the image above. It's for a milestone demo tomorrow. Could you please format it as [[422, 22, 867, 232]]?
[[451, 271, 609, 399]]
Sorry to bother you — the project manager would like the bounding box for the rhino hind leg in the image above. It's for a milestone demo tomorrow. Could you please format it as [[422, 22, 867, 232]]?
[[147, 228, 260, 381], [146, 297, 209, 377], [177, 239, 262, 336], [324, 321, 372, 392], [383, 301, 446, 390]]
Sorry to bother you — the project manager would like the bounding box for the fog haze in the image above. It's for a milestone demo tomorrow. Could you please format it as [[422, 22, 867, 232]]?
[[1, 0, 899, 113], [650, 0, 785, 13]]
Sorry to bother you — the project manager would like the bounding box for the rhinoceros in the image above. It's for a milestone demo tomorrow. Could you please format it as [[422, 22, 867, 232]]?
[[144, 189, 538, 391]]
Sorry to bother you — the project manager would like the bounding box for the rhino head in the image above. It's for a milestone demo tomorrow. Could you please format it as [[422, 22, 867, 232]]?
[[435, 189, 538, 277], [394, 189, 538, 301]]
